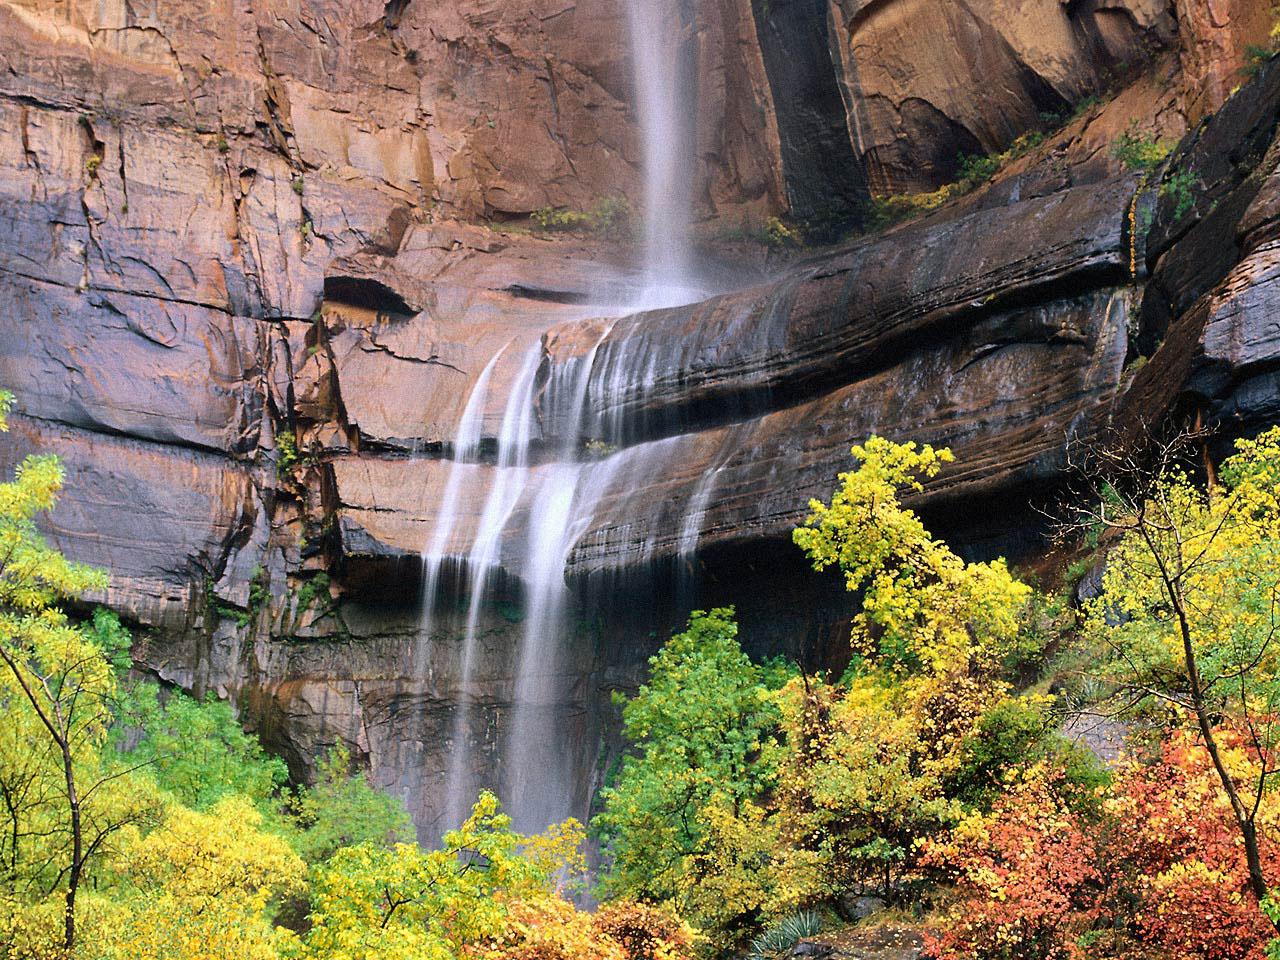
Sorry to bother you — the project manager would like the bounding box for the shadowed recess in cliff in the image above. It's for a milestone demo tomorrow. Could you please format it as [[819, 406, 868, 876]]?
[[384, 0, 411, 29], [323, 276, 416, 316], [750, 0, 867, 239]]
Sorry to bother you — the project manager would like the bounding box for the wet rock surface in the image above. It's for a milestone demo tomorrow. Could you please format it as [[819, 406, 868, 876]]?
[[2, 0, 1280, 838]]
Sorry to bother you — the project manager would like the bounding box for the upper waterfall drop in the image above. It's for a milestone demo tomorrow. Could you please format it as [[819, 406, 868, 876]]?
[[625, 0, 703, 309]]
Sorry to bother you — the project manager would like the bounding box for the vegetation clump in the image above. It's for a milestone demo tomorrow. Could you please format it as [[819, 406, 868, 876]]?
[[1243, 6, 1280, 77], [1111, 127, 1172, 173], [865, 129, 1048, 231], [594, 429, 1280, 958], [749, 910, 823, 960], [531, 195, 632, 237]]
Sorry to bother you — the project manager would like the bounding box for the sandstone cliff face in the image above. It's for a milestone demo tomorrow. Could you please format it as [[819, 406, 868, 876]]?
[[1176, 0, 1276, 124], [826, 0, 1272, 195], [3, 0, 1280, 836]]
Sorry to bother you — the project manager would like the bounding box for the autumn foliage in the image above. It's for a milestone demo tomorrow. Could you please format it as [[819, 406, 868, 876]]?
[[8, 369, 1280, 960], [921, 765, 1100, 960], [925, 730, 1280, 960]]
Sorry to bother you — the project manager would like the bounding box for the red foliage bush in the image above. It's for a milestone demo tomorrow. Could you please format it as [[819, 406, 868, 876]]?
[[920, 767, 1100, 960], [923, 730, 1280, 960], [1102, 734, 1280, 960]]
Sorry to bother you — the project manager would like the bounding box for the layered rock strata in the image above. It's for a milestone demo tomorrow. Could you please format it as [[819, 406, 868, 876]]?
[[3, 0, 1280, 835]]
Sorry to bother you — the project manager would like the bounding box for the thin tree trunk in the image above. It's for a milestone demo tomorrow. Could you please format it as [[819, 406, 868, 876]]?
[[1167, 555, 1274, 916], [62, 739, 79, 953], [1138, 516, 1277, 923], [0, 646, 83, 951]]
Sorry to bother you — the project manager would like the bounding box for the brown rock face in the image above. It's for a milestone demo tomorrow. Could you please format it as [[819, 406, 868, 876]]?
[[3, 0, 1280, 838], [829, 0, 1176, 193], [1121, 58, 1280, 440], [1176, 0, 1275, 124]]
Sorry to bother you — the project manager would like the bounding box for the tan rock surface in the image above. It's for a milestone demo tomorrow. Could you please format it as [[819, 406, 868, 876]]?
[[3, 0, 1279, 836], [830, 0, 1175, 193]]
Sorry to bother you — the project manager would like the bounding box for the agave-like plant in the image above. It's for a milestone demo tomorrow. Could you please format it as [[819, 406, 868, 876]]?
[[748, 910, 823, 960]]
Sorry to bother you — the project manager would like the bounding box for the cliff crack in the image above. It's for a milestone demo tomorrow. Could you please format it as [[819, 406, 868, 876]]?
[[384, 0, 411, 30]]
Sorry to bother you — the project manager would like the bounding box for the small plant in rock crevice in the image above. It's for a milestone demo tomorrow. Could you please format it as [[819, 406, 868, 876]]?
[[204, 564, 269, 628], [1111, 127, 1172, 173], [864, 128, 1049, 231], [763, 216, 800, 249], [295, 572, 333, 613], [276, 429, 301, 476], [1243, 7, 1280, 76], [1161, 168, 1198, 220]]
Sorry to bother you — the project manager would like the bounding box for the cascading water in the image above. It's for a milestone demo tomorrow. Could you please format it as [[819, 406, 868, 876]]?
[[501, 327, 617, 831], [419, 343, 507, 640], [440, 343, 543, 831], [420, 0, 708, 838], [624, 0, 701, 309]]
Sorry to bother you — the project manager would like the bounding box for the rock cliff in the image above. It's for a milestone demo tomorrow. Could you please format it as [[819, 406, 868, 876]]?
[[1, 0, 1277, 835]]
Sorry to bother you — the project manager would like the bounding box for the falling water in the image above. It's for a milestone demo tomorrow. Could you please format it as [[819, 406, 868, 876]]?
[[419, 342, 508, 639], [441, 343, 543, 830], [423, 0, 708, 837], [625, 0, 701, 308], [502, 327, 616, 831]]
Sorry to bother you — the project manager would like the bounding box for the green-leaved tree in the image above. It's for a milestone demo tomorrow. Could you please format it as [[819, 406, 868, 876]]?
[[594, 608, 781, 911]]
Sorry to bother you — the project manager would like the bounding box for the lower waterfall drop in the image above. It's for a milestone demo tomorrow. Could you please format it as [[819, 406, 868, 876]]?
[[423, 0, 710, 839], [440, 342, 543, 832]]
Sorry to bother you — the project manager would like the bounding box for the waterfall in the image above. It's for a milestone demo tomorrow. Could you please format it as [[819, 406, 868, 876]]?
[[421, 0, 707, 838], [625, 0, 702, 309], [441, 343, 543, 831], [501, 327, 615, 832], [419, 342, 507, 641]]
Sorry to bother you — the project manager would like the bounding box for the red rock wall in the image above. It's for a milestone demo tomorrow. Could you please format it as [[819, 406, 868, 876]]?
[[3, 0, 1280, 834], [824, 0, 1278, 196], [1176, 0, 1274, 124]]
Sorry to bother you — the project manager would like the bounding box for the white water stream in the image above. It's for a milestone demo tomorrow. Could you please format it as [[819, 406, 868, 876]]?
[[421, 0, 705, 835]]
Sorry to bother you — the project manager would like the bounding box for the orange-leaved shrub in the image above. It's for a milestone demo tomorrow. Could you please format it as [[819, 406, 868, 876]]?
[[923, 729, 1280, 960], [592, 902, 698, 960], [920, 764, 1100, 960], [473, 896, 624, 960]]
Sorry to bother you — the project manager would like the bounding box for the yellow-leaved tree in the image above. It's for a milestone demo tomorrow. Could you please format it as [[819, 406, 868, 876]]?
[[301, 791, 575, 960], [0, 391, 164, 956], [1083, 426, 1280, 915], [785, 437, 1033, 897], [104, 794, 305, 960], [792, 436, 1029, 675]]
